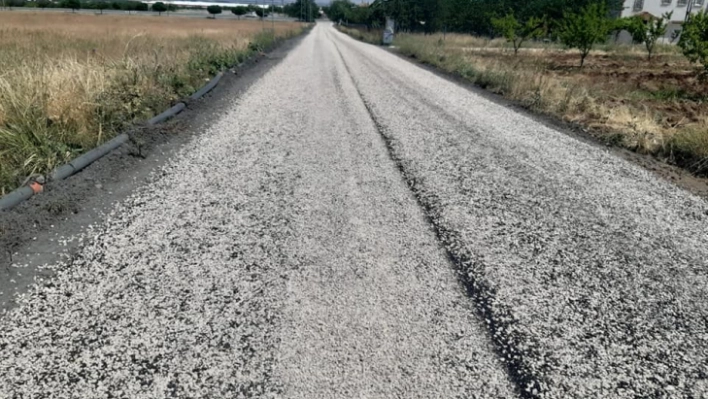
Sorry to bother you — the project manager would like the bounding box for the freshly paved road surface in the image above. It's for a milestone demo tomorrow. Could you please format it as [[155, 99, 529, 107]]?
[[2, 22, 708, 399]]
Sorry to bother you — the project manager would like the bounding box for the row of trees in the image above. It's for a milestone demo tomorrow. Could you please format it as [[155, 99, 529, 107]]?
[[0, 0, 167, 13], [493, 3, 708, 69], [0, 0, 288, 19], [325, 0, 708, 72], [324, 0, 623, 35], [228, 4, 286, 19], [488, 3, 619, 66], [207, 2, 322, 24]]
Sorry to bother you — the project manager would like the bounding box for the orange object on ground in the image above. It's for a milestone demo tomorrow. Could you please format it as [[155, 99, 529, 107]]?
[[29, 182, 43, 194]]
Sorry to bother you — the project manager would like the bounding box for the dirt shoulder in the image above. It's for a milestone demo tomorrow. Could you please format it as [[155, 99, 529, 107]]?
[[0, 31, 308, 313]]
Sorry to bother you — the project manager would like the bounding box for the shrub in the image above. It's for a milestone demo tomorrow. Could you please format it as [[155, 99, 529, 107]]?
[[668, 129, 708, 175], [679, 10, 708, 74], [207, 5, 221, 18], [96, 1, 109, 13], [231, 5, 247, 19], [625, 12, 672, 60], [63, 0, 81, 12], [491, 13, 545, 55], [120, 0, 135, 12], [557, 2, 612, 67], [151, 1, 166, 15]]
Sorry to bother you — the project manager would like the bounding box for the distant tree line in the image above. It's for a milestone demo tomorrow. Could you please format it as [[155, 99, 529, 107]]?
[[323, 0, 623, 35], [282, 0, 320, 22], [0, 0, 162, 12], [326, 0, 708, 74], [0, 0, 294, 18], [227, 4, 286, 19]]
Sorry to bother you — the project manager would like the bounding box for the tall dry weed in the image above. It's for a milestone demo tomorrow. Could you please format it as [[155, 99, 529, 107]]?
[[0, 12, 302, 194]]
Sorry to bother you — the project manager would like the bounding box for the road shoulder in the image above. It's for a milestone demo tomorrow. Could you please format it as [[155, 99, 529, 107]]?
[[372, 37, 708, 200], [0, 31, 308, 313]]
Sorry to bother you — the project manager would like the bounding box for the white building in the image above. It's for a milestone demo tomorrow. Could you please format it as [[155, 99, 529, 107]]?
[[619, 0, 706, 42], [621, 0, 706, 19]]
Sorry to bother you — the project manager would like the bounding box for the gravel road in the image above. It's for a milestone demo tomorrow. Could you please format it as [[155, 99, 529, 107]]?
[[2, 22, 708, 399]]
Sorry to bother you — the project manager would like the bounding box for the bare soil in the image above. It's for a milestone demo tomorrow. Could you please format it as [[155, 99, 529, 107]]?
[[548, 53, 708, 124]]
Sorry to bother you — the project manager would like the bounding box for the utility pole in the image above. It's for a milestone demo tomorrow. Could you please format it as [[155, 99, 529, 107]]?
[[261, 0, 265, 30], [685, 0, 694, 22], [271, 0, 274, 31]]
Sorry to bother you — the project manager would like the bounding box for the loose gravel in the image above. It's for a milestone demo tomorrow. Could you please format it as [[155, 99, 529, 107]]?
[[3, 21, 707, 399], [329, 26, 708, 399], [0, 23, 517, 398]]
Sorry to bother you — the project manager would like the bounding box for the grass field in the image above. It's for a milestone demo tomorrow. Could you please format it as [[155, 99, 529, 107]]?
[[0, 12, 302, 195], [338, 26, 708, 176]]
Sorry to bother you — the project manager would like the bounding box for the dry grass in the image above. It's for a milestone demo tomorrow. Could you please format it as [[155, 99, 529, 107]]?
[[337, 25, 381, 45], [0, 12, 302, 194], [347, 29, 708, 175]]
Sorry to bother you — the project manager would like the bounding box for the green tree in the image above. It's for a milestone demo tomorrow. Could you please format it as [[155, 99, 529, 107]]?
[[354, 0, 623, 36], [283, 0, 318, 22], [679, 10, 708, 74], [37, 0, 50, 8], [96, 0, 109, 13], [135, 2, 147, 11], [491, 13, 545, 55], [231, 5, 247, 19], [254, 6, 266, 19], [557, 2, 612, 67], [64, 0, 80, 12], [622, 16, 646, 44], [624, 12, 672, 60], [120, 0, 134, 12], [322, 0, 351, 22], [207, 4, 221, 18], [152, 1, 166, 15]]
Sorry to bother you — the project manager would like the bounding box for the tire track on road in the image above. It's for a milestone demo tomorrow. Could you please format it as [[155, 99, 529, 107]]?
[[329, 29, 543, 399]]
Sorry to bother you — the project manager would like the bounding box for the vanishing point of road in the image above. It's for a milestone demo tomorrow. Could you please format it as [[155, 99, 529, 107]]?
[[1, 23, 707, 399]]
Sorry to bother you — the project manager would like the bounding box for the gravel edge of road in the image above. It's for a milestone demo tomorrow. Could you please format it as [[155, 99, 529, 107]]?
[[375, 42, 708, 201], [331, 27, 708, 399], [0, 30, 309, 313], [330, 39, 539, 399]]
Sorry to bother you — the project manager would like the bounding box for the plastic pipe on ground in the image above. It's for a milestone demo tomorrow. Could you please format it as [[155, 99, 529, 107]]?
[[2, 70, 225, 210], [147, 102, 186, 126], [49, 134, 129, 181], [190, 72, 224, 101], [0, 186, 35, 212]]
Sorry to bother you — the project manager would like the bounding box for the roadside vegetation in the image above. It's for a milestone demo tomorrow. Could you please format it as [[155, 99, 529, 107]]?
[[0, 0, 292, 16], [329, 0, 708, 177], [0, 13, 302, 195]]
